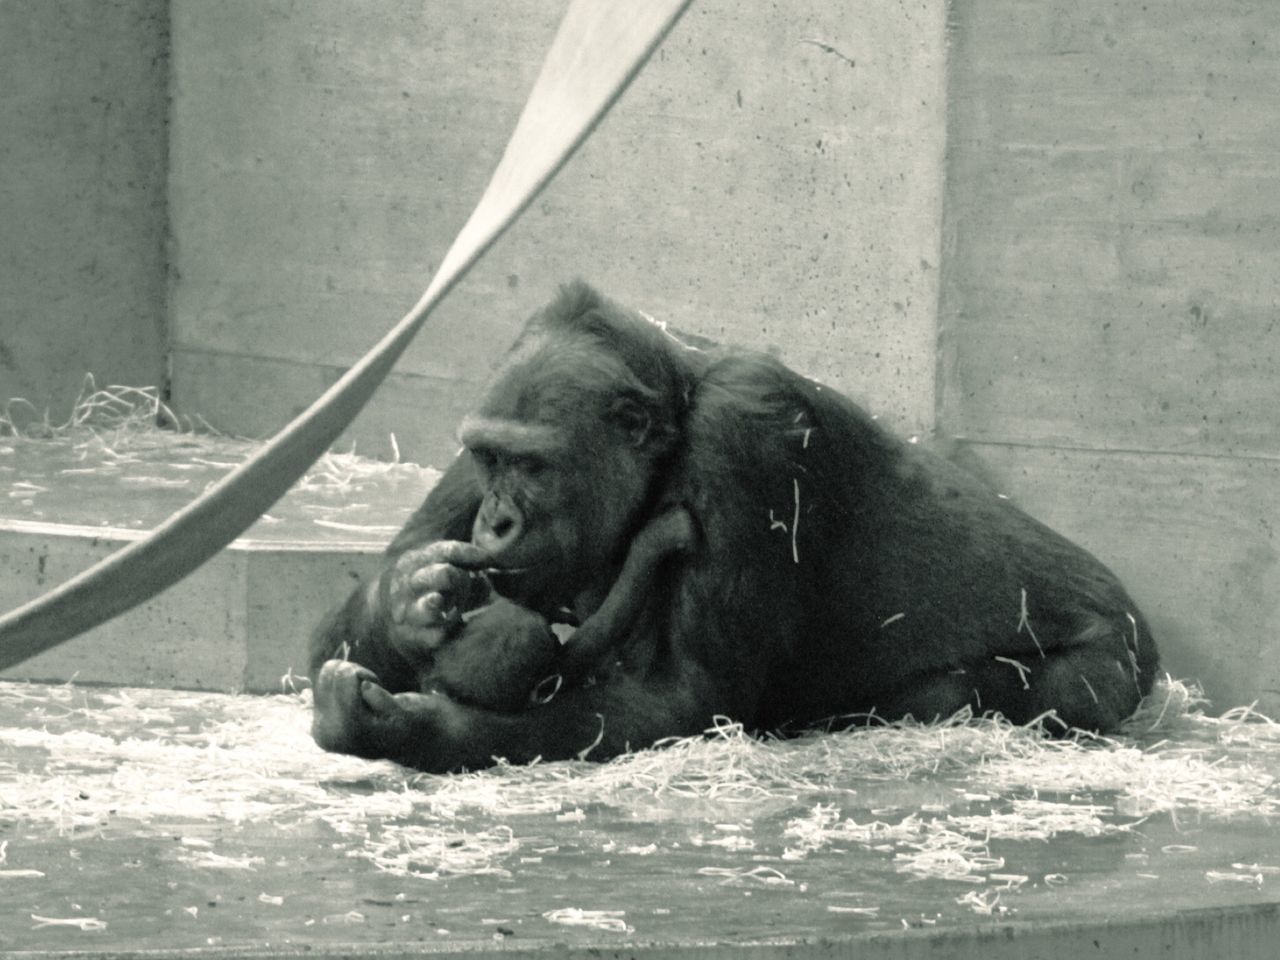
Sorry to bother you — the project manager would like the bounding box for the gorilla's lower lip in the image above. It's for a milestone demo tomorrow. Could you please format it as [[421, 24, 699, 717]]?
[[484, 567, 554, 610], [484, 567, 533, 590]]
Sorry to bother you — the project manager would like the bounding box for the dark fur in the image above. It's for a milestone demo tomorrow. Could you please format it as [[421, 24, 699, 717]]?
[[309, 282, 1159, 772]]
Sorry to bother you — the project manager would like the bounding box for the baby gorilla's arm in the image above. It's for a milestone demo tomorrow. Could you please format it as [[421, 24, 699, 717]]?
[[558, 506, 695, 680]]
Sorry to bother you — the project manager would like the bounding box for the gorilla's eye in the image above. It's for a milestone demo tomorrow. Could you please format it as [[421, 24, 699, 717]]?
[[471, 447, 498, 473], [513, 454, 548, 477]]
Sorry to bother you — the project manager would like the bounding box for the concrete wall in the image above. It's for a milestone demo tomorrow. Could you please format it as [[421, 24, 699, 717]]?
[[166, 0, 949, 465], [0, 520, 381, 693], [0, 0, 169, 423], [5, 1, 1276, 712], [940, 1, 1280, 711]]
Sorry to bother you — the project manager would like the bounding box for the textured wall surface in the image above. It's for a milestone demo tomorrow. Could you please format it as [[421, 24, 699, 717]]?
[[940, 0, 1280, 710], [0, 0, 169, 422], [0, 522, 380, 693], [5, 1, 1276, 712], [166, 0, 949, 464]]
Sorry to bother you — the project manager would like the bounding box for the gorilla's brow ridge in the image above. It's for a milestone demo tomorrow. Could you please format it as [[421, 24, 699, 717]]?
[[457, 416, 567, 457]]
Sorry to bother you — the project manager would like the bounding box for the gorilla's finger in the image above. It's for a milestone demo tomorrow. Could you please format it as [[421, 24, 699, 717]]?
[[360, 679, 401, 715], [408, 562, 475, 595]]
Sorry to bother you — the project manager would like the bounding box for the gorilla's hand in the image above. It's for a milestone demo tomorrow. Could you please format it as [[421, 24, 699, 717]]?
[[377, 540, 493, 666]]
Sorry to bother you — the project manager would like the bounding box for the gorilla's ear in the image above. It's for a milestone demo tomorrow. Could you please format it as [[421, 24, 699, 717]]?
[[608, 394, 654, 448]]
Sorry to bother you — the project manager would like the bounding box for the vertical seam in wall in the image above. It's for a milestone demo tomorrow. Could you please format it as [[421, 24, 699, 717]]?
[[230, 548, 252, 695], [930, 0, 960, 441], [160, 0, 176, 408]]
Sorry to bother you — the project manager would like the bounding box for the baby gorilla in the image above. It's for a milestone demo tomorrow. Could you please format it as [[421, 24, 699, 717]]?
[[382, 541, 560, 713], [313, 506, 693, 750]]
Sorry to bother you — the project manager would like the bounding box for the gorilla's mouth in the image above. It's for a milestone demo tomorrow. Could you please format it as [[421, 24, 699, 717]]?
[[484, 566, 539, 601]]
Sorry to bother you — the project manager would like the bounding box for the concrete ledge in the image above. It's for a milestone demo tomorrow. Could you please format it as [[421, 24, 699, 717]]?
[[0, 519, 381, 693], [3, 901, 1277, 959]]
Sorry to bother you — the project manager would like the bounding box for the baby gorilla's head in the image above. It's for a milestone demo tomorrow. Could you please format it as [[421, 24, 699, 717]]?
[[425, 599, 561, 712]]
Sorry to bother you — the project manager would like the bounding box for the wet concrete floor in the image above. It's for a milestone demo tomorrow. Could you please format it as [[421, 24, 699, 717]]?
[[2, 681, 1279, 957]]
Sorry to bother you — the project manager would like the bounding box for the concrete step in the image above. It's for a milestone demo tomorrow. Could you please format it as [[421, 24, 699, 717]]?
[[0, 429, 438, 693]]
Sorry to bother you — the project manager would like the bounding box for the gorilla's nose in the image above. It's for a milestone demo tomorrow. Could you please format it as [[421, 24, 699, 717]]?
[[473, 493, 523, 553]]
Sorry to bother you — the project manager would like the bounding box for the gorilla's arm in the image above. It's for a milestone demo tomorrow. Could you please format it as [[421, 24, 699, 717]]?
[[312, 654, 721, 771]]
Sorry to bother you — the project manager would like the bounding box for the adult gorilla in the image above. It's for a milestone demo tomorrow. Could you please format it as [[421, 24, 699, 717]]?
[[310, 281, 1158, 772]]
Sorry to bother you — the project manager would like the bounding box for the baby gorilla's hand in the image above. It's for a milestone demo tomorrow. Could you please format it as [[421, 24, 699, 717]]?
[[377, 540, 493, 666]]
